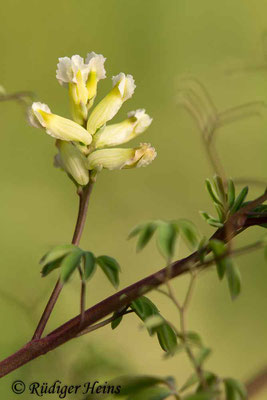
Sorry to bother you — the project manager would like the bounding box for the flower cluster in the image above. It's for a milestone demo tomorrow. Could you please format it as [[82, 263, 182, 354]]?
[[28, 52, 156, 186]]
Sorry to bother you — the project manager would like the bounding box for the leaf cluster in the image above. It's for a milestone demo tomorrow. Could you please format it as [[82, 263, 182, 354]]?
[[40, 244, 121, 288], [129, 219, 200, 261], [201, 177, 248, 228], [209, 239, 241, 300]]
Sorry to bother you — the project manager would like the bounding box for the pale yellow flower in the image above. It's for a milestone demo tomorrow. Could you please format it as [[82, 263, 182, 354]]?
[[93, 109, 152, 148], [29, 102, 92, 145], [86, 73, 136, 135], [55, 141, 89, 186], [87, 143, 156, 171]]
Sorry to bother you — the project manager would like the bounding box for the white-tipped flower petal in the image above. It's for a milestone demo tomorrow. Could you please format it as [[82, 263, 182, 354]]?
[[57, 55, 90, 114], [112, 73, 136, 101], [85, 52, 106, 103], [29, 102, 92, 145], [87, 143, 156, 171], [85, 52, 106, 80], [56, 141, 89, 186], [28, 102, 51, 128], [93, 109, 152, 148], [134, 143, 157, 167], [56, 57, 73, 86], [127, 109, 153, 134], [86, 73, 136, 135], [56, 55, 90, 86]]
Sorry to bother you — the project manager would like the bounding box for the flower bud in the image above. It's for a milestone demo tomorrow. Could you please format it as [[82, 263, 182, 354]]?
[[93, 109, 152, 148], [87, 143, 156, 171], [85, 52, 106, 103], [56, 141, 89, 186], [56, 53, 106, 117], [86, 73, 136, 135], [29, 102, 92, 145], [56, 55, 90, 87]]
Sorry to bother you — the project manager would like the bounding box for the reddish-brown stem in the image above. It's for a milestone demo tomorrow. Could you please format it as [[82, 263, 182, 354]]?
[[0, 192, 265, 378], [32, 181, 94, 340], [0, 210, 267, 377], [31, 280, 64, 340], [80, 280, 86, 326], [246, 366, 267, 398]]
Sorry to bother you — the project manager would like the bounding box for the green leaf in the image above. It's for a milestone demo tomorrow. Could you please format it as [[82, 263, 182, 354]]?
[[206, 218, 224, 228], [214, 175, 226, 204], [175, 219, 199, 250], [197, 237, 208, 263], [111, 314, 123, 330], [130, 297, 159, 322], [250, 204, 267, 214], [180, 373, 200, 392], [205, 179, 222, 205], [136, 223, 157, 252], [209, 239, 227, 280], [226, 262, 241, 300], [97, 255, 121, 289], [127, 386, 172, 400], [40, 244, 77, 266], [196, 373, 219, 394], [231, 186, 249, 214], [224, 381, 236, 400], [128, 223, 146, 239], [41, 258, 63, 277], [157, 222, 177, 260], [156, 323, 178, 355], [143, 315, 165, 330], [195, 347, 212, 367], [131, 298, 178, 352], [83, 251, 96, 281], [185, 331, 203, 347], [227, 179, 235, 209], [60, 249, 84, 283], [200, 211, 214, 222], [113, 376, 167, 396], [223, 378, 247, 400], [131, 298, 145, 318], [181, 372, 216, 393], [215, 204, 225, 223]]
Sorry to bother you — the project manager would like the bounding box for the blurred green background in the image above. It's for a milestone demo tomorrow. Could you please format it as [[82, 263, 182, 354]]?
[[0, 0, 267, 398]]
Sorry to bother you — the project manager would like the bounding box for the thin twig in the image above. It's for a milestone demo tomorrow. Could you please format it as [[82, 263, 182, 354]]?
[[166, 274, 206, 387], [32, 180, 94, 340], [76, 310, 134, 337], [182, 271, 197, 311], [0, 91, 35, 103]]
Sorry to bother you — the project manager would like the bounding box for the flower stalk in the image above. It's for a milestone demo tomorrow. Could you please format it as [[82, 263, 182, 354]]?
[[32, 179, 94, 340]]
